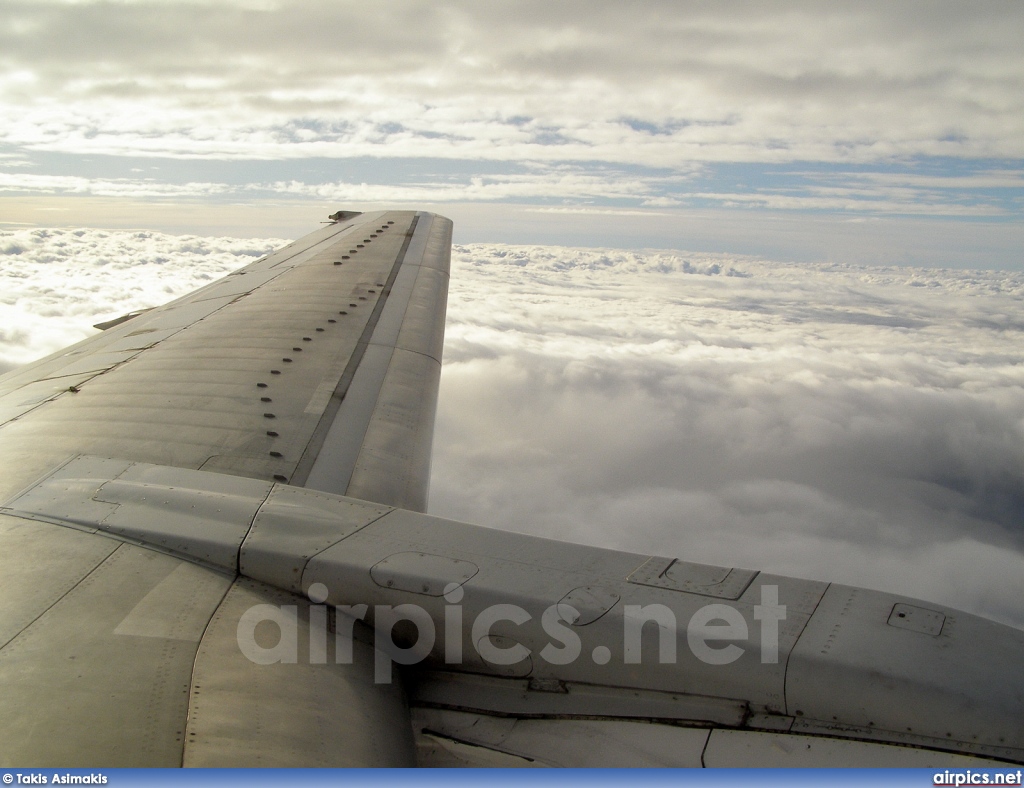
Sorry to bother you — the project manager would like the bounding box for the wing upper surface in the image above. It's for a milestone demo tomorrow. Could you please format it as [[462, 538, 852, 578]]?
[[0, 211, 447, 766], [3, 456, 1021, 766], [0, 210, 450, 511]]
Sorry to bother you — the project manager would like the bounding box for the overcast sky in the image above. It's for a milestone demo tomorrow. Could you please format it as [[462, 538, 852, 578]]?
[[3, 227, 1023, 629], [1, 1, 1023, 266]]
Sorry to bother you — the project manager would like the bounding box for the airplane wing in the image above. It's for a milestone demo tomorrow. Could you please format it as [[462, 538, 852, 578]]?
[[0, 210, 1020, 768]]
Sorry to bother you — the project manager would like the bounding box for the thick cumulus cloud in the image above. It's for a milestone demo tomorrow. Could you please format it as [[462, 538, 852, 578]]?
[[0, 227, 283, 371], [0, 1, 1022, 164], [2, 230, 1022, 628], [430, 244, 1024, 628]]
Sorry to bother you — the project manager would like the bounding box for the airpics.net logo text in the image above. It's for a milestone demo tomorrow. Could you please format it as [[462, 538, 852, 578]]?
[[234, 582, 787, 682], [934, 771, 1023, 786]]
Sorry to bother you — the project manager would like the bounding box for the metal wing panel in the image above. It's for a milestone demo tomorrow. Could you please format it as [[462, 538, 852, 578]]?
[[0, 514, 120, 650], [0, 211, 450, 765], [0, 212, 451, 512], [5, 455, 1023, 764], [0, 458, 417, 767], [183, 577, 415, 767], [0, 536, 233, 766], [342, 346, 443, 511], [700, 728, 1006, 768], [413, 710, 711, 767], [295, 213, 452, 509], [0, 208, 370, 398]]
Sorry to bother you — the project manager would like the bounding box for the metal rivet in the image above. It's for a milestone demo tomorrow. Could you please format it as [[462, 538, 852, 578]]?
[[257, 382, 268, 388], [387, 221, 394, 224], [266, 430, 279, 437], [261, 397, 271, 402], [370, 234, 378, 238], [339, 311, 348, 315], [283, 358, 292, 362], [349, 303, 357, 307], [271, 370, 281, 375], [349, 249, 358, 253], [269, 451, 283, 458], [316, 327, 324, 332], [342, 255, 350, 259], [264, 413, 276, 419], [368, 289, 376, 293], [273, 474, 287, 482], [303, 337, 311, 341], [333, 261, 342, 266], [328, 319, 336, 323], [356, 244, 364, 248], [358, 296, 366, 300]]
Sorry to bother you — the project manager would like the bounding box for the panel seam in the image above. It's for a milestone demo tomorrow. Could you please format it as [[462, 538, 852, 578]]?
[[178, 572, 239, 767], [781, 581, 831, 718], [0, 540, 123, 652]]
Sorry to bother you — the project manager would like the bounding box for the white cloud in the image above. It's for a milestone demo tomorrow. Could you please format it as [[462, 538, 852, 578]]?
[[817, 170, 1024, 191], [0, 227, 283, 370], [263, 171, 656, 203], [0, 170, 663, 206], [1, 1, 1022, 164], [430, 243, 1024, 628], [691, 190, 1007, 216], [0, 172, 233, 198]]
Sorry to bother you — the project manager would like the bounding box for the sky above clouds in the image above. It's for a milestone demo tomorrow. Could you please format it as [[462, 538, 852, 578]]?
[[1, 1, 1023, 265], [3, 227, 1023, 628]]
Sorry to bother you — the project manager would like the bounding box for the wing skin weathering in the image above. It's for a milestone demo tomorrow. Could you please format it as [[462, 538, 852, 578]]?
[[0, 210, 1020, 768]]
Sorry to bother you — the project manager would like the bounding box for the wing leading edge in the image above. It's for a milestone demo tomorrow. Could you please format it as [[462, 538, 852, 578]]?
[[0, 210, 447, 766]]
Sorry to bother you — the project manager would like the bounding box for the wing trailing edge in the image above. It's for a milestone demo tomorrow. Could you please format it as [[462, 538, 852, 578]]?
[[3, 455, 1021, 765]]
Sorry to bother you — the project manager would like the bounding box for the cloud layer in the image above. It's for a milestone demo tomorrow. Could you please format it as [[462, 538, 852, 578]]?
[[1, 1, 1022, 239], [0, 227, 281, 371], [430, 244, 1024, 627], [3, 1, 1023, 164], [2, 228, 1022, 628]]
